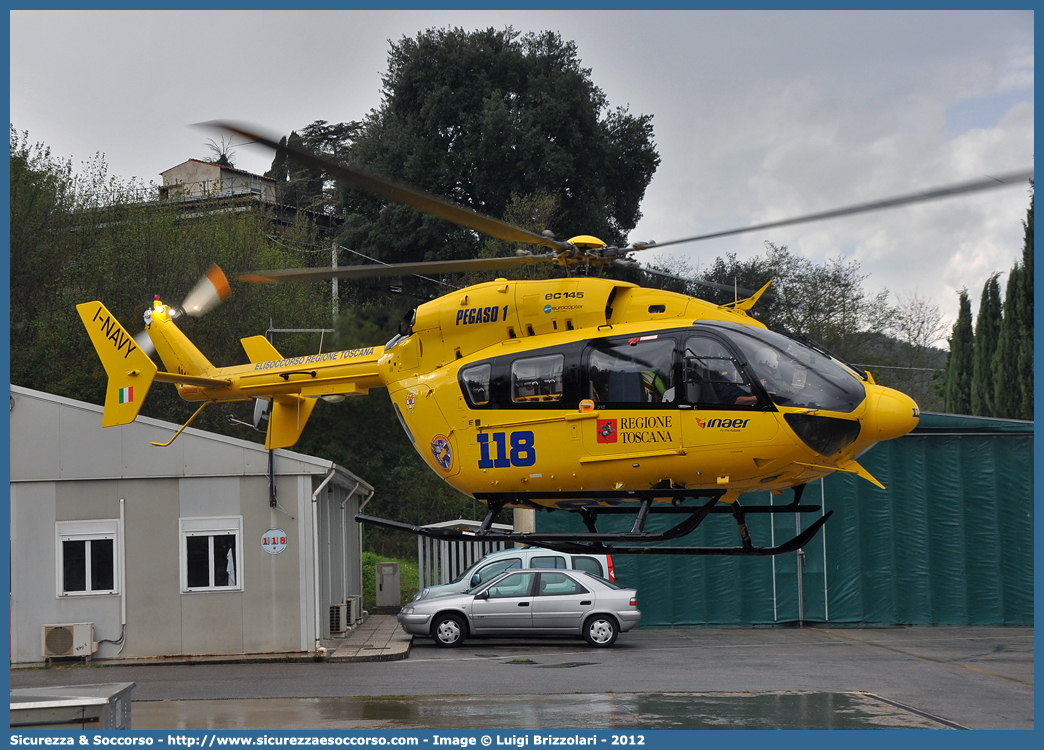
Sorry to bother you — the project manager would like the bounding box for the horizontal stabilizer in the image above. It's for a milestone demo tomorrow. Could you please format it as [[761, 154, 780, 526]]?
[[76, 301, 159, 427]]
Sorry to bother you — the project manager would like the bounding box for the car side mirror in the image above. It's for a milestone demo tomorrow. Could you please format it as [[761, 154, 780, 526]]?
[[474, 590, 488, 600], [471, 574, 481, 587]]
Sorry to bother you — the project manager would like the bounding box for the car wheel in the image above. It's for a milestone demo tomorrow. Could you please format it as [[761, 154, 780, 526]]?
[[583, 615, 618, 647], [432, 613, 466, 648]]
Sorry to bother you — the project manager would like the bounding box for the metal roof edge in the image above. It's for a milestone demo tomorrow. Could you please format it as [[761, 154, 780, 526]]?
[[9, 386, 367, 480]]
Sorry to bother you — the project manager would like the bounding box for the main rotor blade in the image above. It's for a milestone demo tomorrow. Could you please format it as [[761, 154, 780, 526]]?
[[239, 255, 550, 284], [631, 169, 1034, 251], [205, 121, 568, 252], [638, 265, 765, 297]]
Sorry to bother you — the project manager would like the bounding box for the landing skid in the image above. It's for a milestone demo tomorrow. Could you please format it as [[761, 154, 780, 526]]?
[[355, 485, 832, 556]]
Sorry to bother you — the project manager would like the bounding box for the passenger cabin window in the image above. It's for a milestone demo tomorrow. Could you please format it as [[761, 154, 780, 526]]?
[[531, 555, 567, 569], [460, 363, 491, 406], [537, 572, 588, 596], [486, 571, 536, 599], [511, 354, 564, 403], [589, 338, 675, 404], [684, 336, 758, 407]]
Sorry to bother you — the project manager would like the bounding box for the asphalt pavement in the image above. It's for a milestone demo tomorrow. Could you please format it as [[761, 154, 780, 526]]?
[[9, 621, 1033, 730]]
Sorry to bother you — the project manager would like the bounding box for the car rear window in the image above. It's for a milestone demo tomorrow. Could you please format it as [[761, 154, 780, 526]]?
[[571, 555, 604, 577], [580, 572, 624, 590]]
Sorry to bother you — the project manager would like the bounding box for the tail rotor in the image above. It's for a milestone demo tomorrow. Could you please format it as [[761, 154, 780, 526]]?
[[136, 265, 232, 357]]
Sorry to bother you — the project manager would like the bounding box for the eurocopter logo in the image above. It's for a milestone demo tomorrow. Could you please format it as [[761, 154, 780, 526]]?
[[544, 304, 553, 314]]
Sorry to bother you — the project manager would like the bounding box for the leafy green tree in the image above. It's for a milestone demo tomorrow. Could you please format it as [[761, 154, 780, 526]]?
[[971, 274, 1002, 416], [943, 290, 973, 414], [10, 127, 330, 440], [336, 26, 660, 266]]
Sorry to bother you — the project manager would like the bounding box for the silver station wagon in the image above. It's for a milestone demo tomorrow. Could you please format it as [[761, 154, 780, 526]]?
[[398, 568, 640, 648]]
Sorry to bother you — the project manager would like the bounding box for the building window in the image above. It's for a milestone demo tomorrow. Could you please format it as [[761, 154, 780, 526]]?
[[180, 517, 243, 593], [55, 520, 120, 597]]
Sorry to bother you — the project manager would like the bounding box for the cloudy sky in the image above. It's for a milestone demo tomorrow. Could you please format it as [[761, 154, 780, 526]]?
[[10, 10, 1033, 331]]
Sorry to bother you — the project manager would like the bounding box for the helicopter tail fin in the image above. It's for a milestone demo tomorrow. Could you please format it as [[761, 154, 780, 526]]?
[[266, 395, 318, 449], [77, 301, 159, 427]]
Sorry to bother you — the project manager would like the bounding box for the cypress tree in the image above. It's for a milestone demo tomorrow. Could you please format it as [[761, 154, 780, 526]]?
[[993, 266, 1022, 418], [944, 290, 974, 414], [971, 274, 1002, 416], [1015, 185, 1033, 419]]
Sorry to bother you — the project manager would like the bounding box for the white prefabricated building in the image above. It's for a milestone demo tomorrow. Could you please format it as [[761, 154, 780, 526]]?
[[9, 386, 372, 664]]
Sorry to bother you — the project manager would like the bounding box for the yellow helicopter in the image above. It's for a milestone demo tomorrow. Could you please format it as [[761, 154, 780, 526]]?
[[77, 123, 1031, 555]]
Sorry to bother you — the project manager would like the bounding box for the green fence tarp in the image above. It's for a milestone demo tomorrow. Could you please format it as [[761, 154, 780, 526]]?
[[535, 412, 1033, 627]]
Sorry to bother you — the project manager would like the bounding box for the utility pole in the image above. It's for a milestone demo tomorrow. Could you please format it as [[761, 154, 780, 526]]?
[[331, 242, 339, 321]]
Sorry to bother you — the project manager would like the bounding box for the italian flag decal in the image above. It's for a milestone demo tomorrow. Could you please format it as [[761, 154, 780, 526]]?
[[119, 387, 134, 404]]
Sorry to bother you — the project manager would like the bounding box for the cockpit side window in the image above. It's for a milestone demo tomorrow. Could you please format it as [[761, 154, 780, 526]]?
[[720, 324, 865, 413], [588, 338, 676, 405], [683, 336, 759, 407]]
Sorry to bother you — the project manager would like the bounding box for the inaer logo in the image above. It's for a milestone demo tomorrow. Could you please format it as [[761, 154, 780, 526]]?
[[695, 418, 751, 429], [694, 416, 705, 429], [597, 419, 617, 443]]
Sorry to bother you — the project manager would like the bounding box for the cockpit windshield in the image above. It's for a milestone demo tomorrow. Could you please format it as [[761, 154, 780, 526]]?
[[708, 322, 866, 413]]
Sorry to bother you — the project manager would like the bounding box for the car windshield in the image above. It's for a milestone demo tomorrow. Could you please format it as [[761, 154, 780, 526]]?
[[449, 564, 478, 585]]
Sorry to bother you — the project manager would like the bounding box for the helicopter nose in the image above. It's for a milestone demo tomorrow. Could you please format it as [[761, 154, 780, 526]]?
[[863, 387, 920, 441]]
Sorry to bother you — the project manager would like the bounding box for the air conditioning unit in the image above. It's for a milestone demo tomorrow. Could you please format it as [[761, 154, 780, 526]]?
[[346, 595, 363, 625], [42, 623, 97, 659], [329, 604, 348, 635]]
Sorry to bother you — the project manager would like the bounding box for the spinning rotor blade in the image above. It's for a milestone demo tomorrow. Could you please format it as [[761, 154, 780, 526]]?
[[206, 121, 569, 252], [206, 121, 1031, 285], [180, 264, 232, 317], [630, 169, 1034, 252], [239, 255, 548, 284], [637, 265, 765, 298]]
